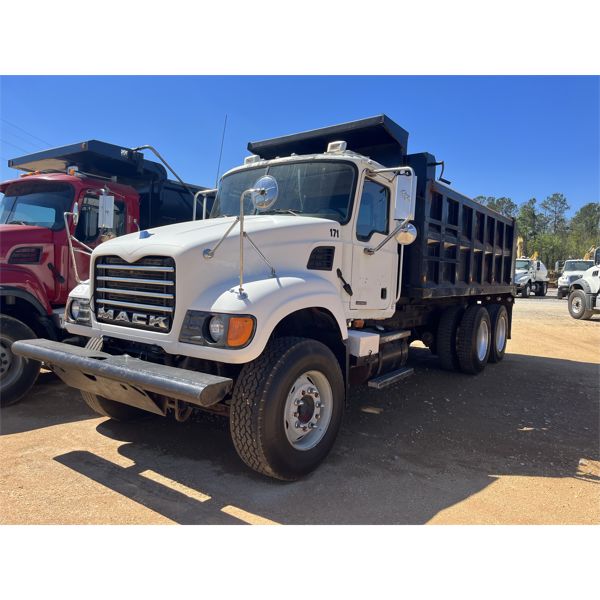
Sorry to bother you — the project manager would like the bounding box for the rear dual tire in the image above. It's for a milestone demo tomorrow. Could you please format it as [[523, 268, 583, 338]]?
[[437, 303, 507, 374], [456, 305, 491, 374]]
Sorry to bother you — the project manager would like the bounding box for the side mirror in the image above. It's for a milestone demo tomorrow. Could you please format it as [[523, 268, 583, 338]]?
[[394, 167, 417, 222], [98, 192, 115, 229], [537, 261, 541, 270], [395, 222, 417, 246], [71, 202, 79, 226], [251, 175, 279, 211]]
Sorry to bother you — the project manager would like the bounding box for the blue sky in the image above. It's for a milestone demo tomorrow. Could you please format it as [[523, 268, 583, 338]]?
[[1, 76, 598, 214]]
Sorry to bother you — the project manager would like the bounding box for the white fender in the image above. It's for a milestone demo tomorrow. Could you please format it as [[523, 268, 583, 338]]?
[[187, 274, 348, 363]]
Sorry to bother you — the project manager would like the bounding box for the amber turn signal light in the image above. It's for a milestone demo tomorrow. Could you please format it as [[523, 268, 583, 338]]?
[[227, 316, 255, 347]]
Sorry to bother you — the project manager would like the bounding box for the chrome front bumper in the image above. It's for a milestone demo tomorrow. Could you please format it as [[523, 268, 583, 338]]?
[[11, 339, 233, 415]]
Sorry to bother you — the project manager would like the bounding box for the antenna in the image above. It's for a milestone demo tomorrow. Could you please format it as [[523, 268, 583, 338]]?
[[214, 114, 228, 187]]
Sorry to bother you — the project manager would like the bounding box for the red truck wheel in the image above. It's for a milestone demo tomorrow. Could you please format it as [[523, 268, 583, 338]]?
[[0, 315, 41, 406]]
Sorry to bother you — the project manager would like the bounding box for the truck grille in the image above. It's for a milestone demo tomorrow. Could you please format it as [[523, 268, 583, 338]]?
[[94, 256, 175, 332]]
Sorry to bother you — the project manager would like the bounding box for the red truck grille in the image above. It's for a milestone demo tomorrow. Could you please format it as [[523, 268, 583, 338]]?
[[94, 256, 176, 332]]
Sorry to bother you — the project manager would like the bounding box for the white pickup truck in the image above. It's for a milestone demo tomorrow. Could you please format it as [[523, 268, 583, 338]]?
[[13, 115, 517, 480]]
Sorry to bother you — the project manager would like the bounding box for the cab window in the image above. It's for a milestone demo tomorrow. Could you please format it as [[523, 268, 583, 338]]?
[[75, 196, 126, 244], [356, 180, 390, 242]]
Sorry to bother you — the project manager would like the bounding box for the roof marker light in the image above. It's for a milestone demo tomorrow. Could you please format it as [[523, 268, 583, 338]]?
[[244, 154, 262, 165], [326, 140, 347, 153]]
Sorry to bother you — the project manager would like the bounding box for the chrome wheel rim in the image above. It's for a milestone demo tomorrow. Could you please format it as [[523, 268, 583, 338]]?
[[495, 314, 507, 353], [572, 297, 583, 314], [476, 319, 490, 362], [0, 337, 21, 388], [283, 370, 333, 451]]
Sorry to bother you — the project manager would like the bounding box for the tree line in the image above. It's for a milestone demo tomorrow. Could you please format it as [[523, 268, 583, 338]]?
[[474, 194, 599, 270]]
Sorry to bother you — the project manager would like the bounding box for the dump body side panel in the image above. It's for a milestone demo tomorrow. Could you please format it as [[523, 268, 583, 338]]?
[[401, 153, 516, 300]]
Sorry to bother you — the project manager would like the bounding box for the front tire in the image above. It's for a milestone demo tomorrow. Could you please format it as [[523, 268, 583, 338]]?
[[230, 337, 345, 480], [456, 305, 491, 374], [0, 315, 41, 406], [568, 290, 594, 320], [520, 283, 530, 298]]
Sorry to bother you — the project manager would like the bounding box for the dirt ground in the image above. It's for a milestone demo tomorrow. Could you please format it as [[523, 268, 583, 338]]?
[[1, 290, 599, 524]]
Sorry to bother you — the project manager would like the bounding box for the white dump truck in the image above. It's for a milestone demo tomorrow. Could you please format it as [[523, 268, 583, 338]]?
[[13, 116, 517, 480], [513, 257, 549, 297]]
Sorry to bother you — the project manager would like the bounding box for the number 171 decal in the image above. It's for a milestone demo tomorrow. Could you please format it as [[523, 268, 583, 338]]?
[[329, 228, 339, 238]]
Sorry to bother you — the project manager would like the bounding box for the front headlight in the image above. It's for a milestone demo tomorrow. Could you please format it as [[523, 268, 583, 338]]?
[[180, 311, 255, 348], [208, 315, 226, 343], [67, 298, 91, 325]]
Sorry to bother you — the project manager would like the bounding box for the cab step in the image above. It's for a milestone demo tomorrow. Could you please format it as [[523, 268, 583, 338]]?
[[367, 366, 414, 389]]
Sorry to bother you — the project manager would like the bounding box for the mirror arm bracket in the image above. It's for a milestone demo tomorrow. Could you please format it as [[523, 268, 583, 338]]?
[[203, 217, 240, 259], [244, 231, 276, 277], [63, 211, 83, 284], [364, 218, 411, 255]]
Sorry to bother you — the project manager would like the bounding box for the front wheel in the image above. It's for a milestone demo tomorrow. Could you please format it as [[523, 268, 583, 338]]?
[[520, 283, 530, 298], [0, 315, 41, 406], [568, 290, 594, 320], [230, 337, 345, 480]]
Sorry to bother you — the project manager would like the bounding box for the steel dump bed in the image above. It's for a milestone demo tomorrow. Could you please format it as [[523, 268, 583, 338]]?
[[402, 152, 516, 300]]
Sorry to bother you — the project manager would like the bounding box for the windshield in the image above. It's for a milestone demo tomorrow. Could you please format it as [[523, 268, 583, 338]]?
[[515, 259, 531, 270], [211, 160, 356, 223], [0, 181, 74, 230], [563, 260, 594, 271]]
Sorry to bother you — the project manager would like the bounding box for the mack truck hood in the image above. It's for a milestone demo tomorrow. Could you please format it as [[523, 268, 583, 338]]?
[[0, 224, 53, 260], [92, 215, 339, 285]]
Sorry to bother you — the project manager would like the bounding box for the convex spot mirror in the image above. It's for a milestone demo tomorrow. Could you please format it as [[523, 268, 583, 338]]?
[[98, 192, 115, 229], [394, 167, 417, 222], [395, 222, 417, 246], [251, 175, 279, 211]]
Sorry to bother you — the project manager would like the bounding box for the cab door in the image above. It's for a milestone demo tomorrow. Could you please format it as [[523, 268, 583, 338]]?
[[350, 177, 397, 311]]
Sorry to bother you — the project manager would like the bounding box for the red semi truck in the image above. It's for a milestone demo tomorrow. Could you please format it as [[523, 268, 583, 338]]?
[[0, 140, 208, 405]]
